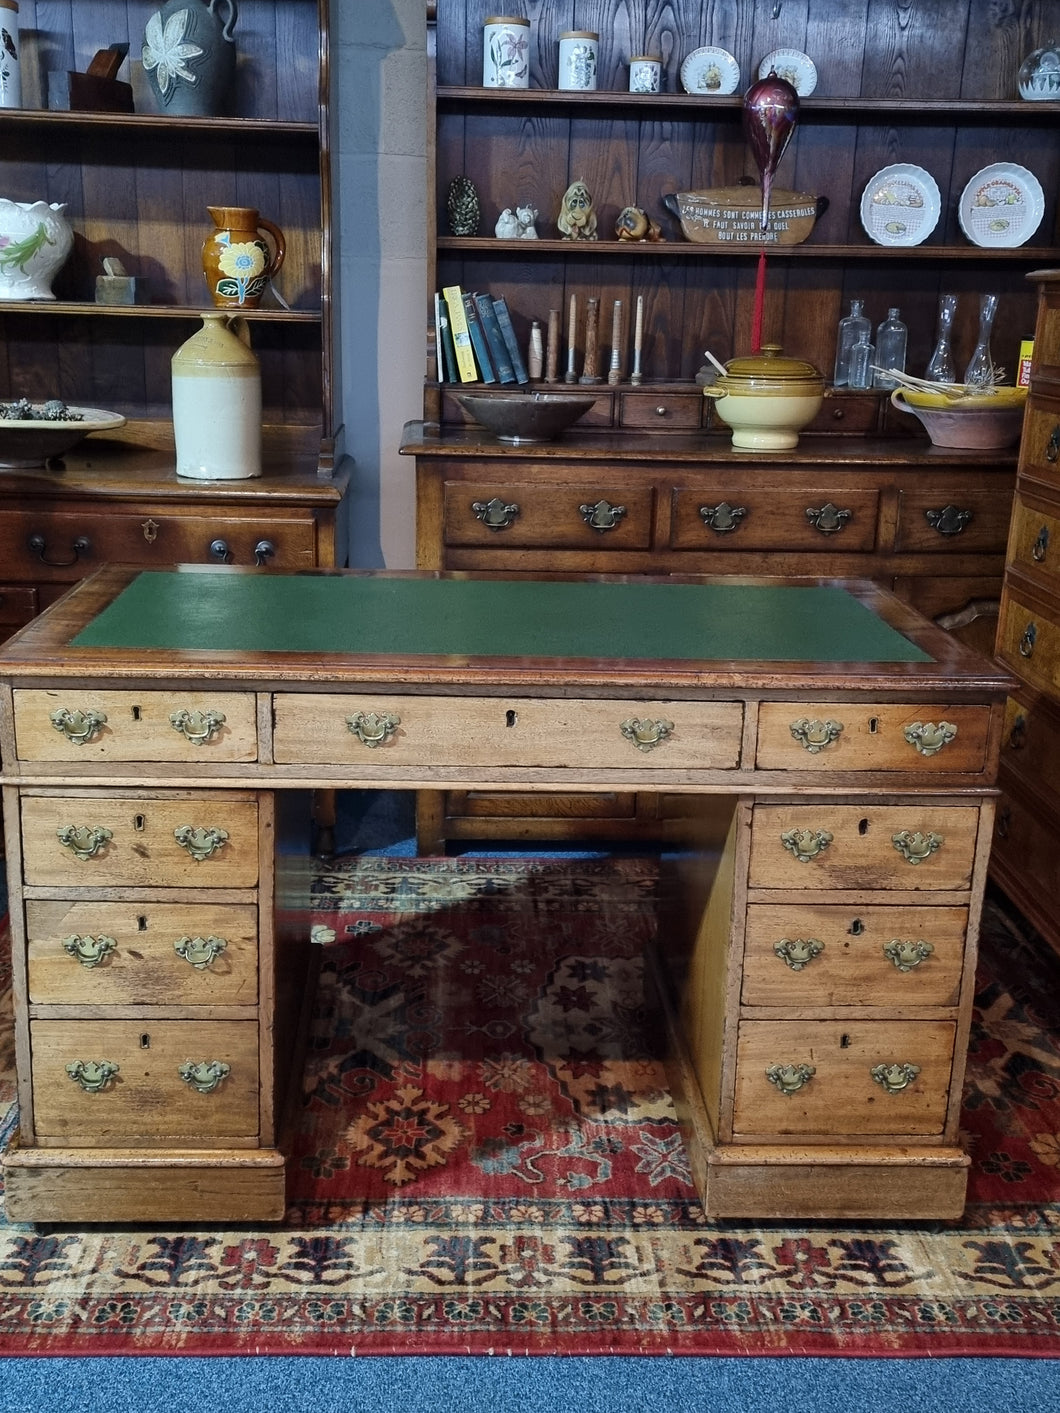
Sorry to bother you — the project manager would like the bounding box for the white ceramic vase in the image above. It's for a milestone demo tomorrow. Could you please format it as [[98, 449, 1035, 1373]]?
[[0, 200, 74, 300]]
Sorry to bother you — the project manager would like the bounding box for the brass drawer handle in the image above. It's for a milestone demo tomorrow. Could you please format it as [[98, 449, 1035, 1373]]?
[[346, 710, 401, 748], [178, 1060, 231, 1094], [1019, 621, 1036, 658], [699, 501, 747, 534], [883, 938, 934, 971], [870, 1062, 921, 1093], [903, 720, 957, 756], [56, 823, 113, 860], [925, 505, 971, 537], [780, 827, 833, 862], [891, 829, 943, 864], [805, 502, 851, 535], [620, 717, 674, 751], [579, 499, 626, 532], [169, 708, 227, 745], [766, 1062, 815, 1095], [173, 824, 229, 861], [472, 497, 520, 531], [28, 532, 90, 566], [254, 539, 276, 565], [789, 717, 843, 753], [65, 1059, 119, 1093], [773, 936, 824, 971], [62, 933, 117, 968], [49, 706, 108, 745], [174, 934, 228, 969], [1032, 524, 1049, 562], [1046, 425, 1060, 463], [1007, 713, 1026, 750]]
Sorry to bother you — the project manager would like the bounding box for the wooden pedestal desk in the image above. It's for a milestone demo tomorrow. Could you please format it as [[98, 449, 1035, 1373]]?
[[0, 567, 1011, 1226]]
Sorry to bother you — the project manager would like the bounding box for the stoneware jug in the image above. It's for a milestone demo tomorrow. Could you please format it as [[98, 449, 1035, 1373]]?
[[142, 0, 238, 117], [0, 199, 73, 299], [202, 205, 286, 309], [171, 312, 261, 479]]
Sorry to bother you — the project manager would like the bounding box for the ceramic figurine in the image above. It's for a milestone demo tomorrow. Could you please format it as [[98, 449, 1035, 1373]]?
[[446, 175, 480, 236], [515, 205, 539, 238], [615, 206, 663, 242], [494, 208, 520, 239], [557, 179, 597, 240]]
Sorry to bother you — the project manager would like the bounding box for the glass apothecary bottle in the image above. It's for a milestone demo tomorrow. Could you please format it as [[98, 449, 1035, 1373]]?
[[848, 331, 876, 390], [833, 298, 871, 387], [873, 308, 907, 388], [926, 294, 958, 383]]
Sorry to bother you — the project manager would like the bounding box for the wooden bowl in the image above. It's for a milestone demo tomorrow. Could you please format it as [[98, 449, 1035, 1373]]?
[[456, 392, 596, 443], [0, 407, 127, 468]]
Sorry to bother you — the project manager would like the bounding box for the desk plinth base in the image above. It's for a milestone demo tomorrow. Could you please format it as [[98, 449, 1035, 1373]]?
[[3, 1136, 287, 1225]]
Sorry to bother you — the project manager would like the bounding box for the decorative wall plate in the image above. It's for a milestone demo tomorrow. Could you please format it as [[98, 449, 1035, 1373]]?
[[680, 46, 740, 95], [758, 48, 817, 96], [958, 163, 1045, 247], [860, 163, 941, 246]]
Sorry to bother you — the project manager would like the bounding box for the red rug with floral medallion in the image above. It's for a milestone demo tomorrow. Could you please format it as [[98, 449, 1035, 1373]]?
[[0, 855, 1058, 1357]]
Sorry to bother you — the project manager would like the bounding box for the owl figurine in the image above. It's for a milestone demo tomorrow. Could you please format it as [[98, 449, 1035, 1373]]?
[[446, 175, 481, 236]]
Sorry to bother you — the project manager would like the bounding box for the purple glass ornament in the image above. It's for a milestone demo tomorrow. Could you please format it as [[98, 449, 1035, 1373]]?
[[742, 73, 800, 230]]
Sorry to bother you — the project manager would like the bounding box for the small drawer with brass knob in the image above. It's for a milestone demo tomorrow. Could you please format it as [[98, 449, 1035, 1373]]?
[[29, 1019, 260, 1143], [732, 1019, 956, 1137], [617, 390, 705, 429], [12, 689, 258, 762]]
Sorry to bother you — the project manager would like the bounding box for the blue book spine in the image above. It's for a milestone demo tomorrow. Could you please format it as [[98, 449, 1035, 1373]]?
[[473, 292, 516, 383], [492, 296, 530, 384], [461, 291, 496, 383]]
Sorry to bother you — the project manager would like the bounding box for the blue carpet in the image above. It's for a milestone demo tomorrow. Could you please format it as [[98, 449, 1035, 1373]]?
[[0, 1354, 1058, 1413]]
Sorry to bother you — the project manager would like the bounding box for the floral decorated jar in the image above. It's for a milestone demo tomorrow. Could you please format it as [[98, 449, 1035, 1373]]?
[[0, 200, 74, 300], [202, 205, 285, 308]]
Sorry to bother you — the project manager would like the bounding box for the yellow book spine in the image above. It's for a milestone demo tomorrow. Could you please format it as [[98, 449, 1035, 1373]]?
[[442, 286, 479, 382]]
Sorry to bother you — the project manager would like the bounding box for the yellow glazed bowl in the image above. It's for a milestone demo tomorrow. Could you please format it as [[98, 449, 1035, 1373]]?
[[890, 389, 1026, 449], [897, 385, 1028, 411], [703, 345, 825, 450]]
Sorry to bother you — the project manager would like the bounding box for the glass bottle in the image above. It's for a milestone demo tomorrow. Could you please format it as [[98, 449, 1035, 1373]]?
[[848, 330, 876, 390], [925, 293, 958, 382], [833, 298, 870, 387], [872, 308, 908, 388], [964, 293, 999, 386]]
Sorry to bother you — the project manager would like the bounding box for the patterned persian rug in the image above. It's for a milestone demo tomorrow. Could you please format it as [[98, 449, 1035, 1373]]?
[[0, 856, 1059, 1357]]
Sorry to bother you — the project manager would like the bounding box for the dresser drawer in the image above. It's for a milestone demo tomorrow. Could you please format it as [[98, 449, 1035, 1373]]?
[[748, 804, 982, 891], [20, 792, 260, 889], [894, 488, 1013, 554], [1017, 398, 1060, 487], [741, 903, 967, 1008], [30, 1019, 260, 1142], [0, 584, 39, 628], [1005, 493, 1060, 583], [803, 393, 879, 435], [996, 588, 1060, 694], [618, 390, 704, 430], [732, 1019, 956, 1137], [13, 689, 258, 763], [273, 694, 743, 770], [4, 509, 319, 581], [441, 481, 653, 548], [755, 702, 990, 773], [999, 694, 1060, 801], [25, 901, 259, 1006], [669, 486, 879, 551]]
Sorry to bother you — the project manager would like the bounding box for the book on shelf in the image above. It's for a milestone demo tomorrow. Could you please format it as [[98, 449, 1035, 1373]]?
[[472, 292, 517, 384], [441, 285, 479, 382], [492, 296, 530, 384], [434, 291, 458, 383], [461, 291, 497, 383]]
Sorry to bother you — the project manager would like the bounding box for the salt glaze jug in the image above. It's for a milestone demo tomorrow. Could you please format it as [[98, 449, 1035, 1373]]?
[[202, 205, 285, 309], [171, 312, 261, 480], [143, 0, 238, 117]]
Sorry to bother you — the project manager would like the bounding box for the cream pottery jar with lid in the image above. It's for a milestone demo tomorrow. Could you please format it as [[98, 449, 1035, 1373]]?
[[703, 344, 825, 450], [171, 312, 261, 479]]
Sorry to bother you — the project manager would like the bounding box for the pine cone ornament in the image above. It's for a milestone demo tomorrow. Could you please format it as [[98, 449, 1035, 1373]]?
[[446, 175, 481, 236]]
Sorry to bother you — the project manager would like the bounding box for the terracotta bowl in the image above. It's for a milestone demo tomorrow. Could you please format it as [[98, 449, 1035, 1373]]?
[[0, 407, 127, 468], [890, 389, 1025, 450], [456, 391, 596, 443]]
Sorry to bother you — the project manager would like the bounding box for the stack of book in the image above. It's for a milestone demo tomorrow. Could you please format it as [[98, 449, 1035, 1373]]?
[[436, 286, 530, 385]]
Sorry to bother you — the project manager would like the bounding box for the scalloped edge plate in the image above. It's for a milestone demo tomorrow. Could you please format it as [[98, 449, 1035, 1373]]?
[[860, 163, 941, 247], [680, 46, 740, 96], [958, 162, 1045, 247], [758, 48, 817, 96]]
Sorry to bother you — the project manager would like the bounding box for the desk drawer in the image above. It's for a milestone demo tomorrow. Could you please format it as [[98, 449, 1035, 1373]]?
[[618, 390, 704, 429], [732, 1019, 956, 1137], [30, 1019, 259, 1142], [748, 804, 981, 891], [273, 695, 743, 770], [1019, 398, 1060, 488], [755, 703, 990, 773], [20, 792, 260, 889], [25, 901, 258, 1006], [13, 689, 258, 763], [741, 903, 967, 1008], [999, 694, 1060, 800], [1005, 494, 1060, 583]]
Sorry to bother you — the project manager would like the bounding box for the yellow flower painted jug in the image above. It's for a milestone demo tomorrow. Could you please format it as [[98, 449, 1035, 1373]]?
[[201, 205, 285, 309]]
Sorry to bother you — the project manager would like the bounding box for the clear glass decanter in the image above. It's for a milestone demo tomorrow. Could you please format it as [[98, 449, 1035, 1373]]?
[[872, 308, 908, 388], [925, 294, 958, 382], [964, 293, 1000, 386], [833, 298, 871, 387]]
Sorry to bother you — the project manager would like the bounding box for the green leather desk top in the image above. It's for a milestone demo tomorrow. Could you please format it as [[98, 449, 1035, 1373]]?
[[71, 572, 932, 664]]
